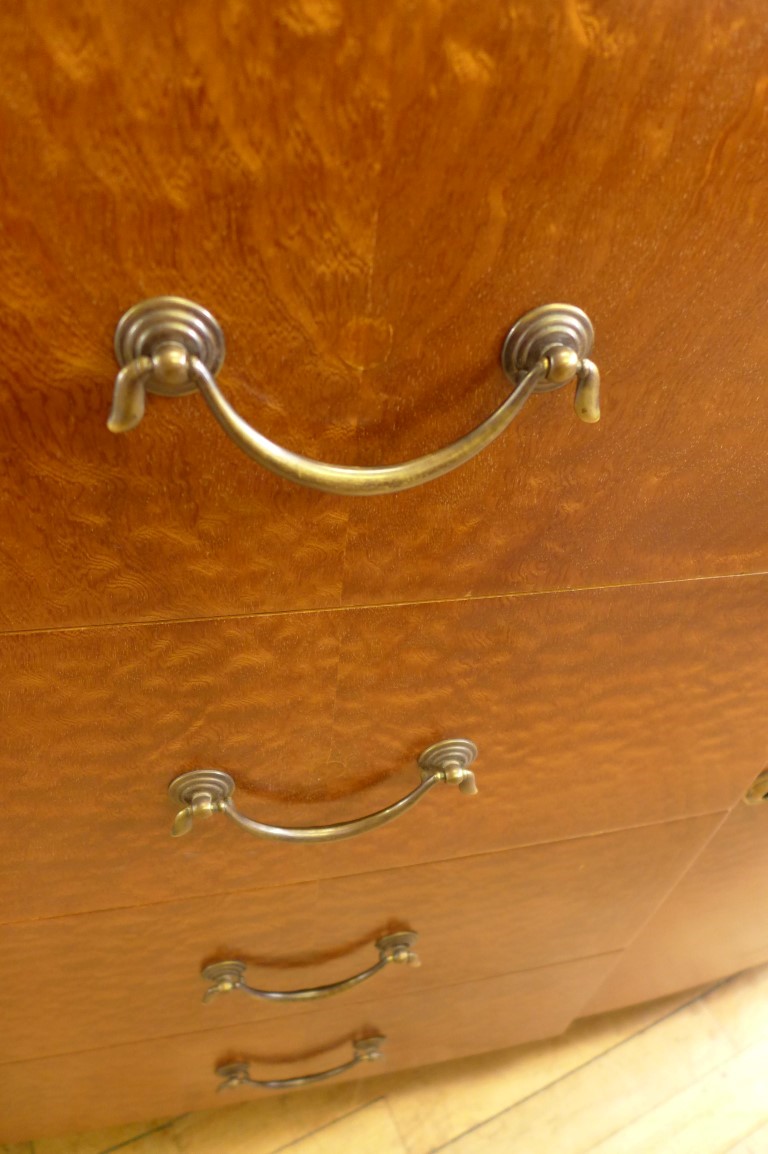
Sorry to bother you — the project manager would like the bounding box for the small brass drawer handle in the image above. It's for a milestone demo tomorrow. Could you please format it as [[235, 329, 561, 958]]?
[[168, 738, 478, 843], [202, 932, 419, 1005], [216, 1036, 386, 1092], [108, 298, 600, 496]]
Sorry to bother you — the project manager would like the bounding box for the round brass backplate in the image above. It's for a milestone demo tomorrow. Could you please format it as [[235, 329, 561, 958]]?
[[114, 296, 226, 396], [201, 960, 247, 985], [417, 738, 478, 777], [376, 931, 419, 953], [168, 769, 235, 807], [215, 1062, 248, 1080], [501, 303, 594, 391]]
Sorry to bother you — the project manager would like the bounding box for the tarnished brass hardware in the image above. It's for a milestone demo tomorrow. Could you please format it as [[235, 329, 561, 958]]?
[[216, 1036, 386, 1092], [744, 768, 768, 805], [202, 932, 420, 1004], [501, 303, 601, 424], [108, 298, 226, 434], [109, 297, 600, 495], [168, 738, 478, 843]]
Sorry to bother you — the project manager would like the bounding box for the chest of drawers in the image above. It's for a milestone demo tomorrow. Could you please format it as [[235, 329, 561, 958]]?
[[1, 0, 768, 1141]]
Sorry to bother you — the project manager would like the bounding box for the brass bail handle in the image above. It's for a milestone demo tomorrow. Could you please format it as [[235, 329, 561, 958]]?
[[108, 299, 600, 495], [168, 739, 478, 843], [201, 931, 420, 1004], [216, 1036, 386, 1093]]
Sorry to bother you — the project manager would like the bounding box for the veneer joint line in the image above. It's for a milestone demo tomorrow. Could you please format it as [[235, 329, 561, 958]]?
[[0, 951, 624, 1070], [0, 809, 728, 931], [2, 570, 767, 640]]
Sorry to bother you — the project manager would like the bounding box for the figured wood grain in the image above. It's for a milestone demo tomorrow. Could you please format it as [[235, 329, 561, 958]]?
[[0, 2, 767, 631], [0, 954, 619, 1143], [0, 576, 764, 922], [0, 817, 718, 1063], [584, 802, 768, 1015]]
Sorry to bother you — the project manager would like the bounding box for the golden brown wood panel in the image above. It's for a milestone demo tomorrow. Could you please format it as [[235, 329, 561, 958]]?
[[0, 818, 719, 1063], [584, 801, 768, 1015], [1, 577, 764, 921], [1, 2, 767, 631], [0, 954, 619, 1143]]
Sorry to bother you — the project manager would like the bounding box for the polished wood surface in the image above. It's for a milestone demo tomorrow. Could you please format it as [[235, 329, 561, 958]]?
[[585, 801, 768, 1015], [0, 818, 718, 1063], [2, 577, 763, 921], [0, 954, 618, 1142], [3, 2, 768, 1138], [1, 1, 768, 631]]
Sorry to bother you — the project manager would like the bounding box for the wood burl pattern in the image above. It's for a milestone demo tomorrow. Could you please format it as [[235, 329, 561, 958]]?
[[0, 816, 718, 1063], [0, 2, 767, 630], [0, 955, 619, 1142], [0, 576, 765, 922]]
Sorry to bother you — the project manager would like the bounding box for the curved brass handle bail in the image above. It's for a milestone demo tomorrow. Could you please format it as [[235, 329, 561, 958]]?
[[168, 739, 478, 845], [108, 298, 600, 495], [202, 931, 420, 1005], [216, 1036, 386, 1092]]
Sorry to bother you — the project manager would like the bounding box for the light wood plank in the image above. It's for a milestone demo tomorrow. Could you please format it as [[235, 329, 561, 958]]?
[[385, 989, 705, 1154], [727, 1117, 768, 1152], [34, 1122, 177, 1154], [587, 1038, 768, 1154], [433, 998, 734, 1153], [702, 965, 768, 1052], [284, 1100, 405, 1154], [170, 1083, 382, 1154], [104, 1134, 179, 1154]]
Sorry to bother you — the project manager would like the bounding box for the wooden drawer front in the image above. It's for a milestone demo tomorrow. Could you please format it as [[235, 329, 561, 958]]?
[[0, 953, 618, 1142], [2, 3, 768, 634], [585, 802, 768, 1015], [3, 816, 716, 1063], [3, 577, 766, 923]]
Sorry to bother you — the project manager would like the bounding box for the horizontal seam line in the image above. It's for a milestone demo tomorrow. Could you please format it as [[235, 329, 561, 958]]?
[[0, 809, 726, 929], [1, 570, 767, 638], [0, 950, 626, 1069]]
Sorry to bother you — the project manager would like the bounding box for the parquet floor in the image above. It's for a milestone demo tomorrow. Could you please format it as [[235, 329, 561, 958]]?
[[8, 963, 768, 1154]]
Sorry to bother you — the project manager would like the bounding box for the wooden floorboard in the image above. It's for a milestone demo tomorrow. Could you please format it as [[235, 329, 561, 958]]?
[[22, 964, 768, 1154]]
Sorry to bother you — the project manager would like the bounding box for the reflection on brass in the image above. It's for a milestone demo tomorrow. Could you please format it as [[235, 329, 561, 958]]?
[[109, 297, 600, 495], [202, 932, 420, 1004], [216, 1036, 386, 1092], [168, 739, 479, 844], [744, 767, 768, 805]]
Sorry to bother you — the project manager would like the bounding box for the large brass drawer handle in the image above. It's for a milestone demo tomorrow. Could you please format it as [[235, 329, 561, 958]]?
[[108, 298, 600, 496], [216, 1036, 386, 1092], [168, 738, 478, 842], [202, 932, 419, 1005]]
